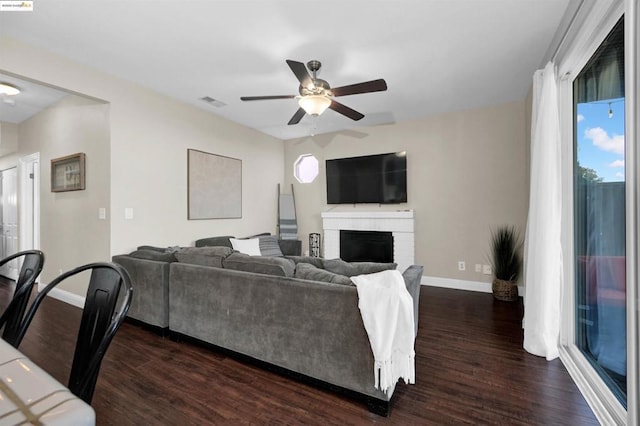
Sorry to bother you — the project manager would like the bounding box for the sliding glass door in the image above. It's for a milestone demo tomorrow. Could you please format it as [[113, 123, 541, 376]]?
[[573, 17, 626, 406]]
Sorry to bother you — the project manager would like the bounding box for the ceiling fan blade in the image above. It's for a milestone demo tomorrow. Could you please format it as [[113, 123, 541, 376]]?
[[286, 60, 314, 89], [329, 100, 364, 121], [240, 95, 296, 101], [288, 107, 306, 125], [330, 79, 387, 97]]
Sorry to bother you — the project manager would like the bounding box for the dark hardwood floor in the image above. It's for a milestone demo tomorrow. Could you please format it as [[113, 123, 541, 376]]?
[[0, 280, 598, 425]]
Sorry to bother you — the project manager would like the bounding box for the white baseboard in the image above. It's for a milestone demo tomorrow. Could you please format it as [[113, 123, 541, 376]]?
[[37, 282, 85, 309], [422, 275, 525, 297], [422, 275, 492, 292]]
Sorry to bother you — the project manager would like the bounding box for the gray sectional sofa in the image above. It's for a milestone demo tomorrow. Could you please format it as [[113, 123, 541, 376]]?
[[112, 235, 423, 415]]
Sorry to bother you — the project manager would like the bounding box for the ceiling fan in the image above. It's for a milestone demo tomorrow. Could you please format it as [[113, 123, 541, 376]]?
[[240, 59, 387, 125]]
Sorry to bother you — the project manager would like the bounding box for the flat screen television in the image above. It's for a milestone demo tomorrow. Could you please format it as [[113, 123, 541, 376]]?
[[326, 152, 407, 204]]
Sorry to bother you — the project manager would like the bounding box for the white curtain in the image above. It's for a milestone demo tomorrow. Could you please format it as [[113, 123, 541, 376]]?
[[523, 61, 563, 360]]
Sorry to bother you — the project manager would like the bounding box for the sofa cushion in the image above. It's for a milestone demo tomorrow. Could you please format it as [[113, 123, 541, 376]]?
[[230, 238, 262, 256], [349, 262, 398, 276], [223, 252, 295, 277], [286, 256, 396, 276], [277, 239, 302, 256], [321, 258, 358, 276], [321, 258, 397, 276], [285, 256, 325, 269], [195, 236, 235, 248], [258, 235, 284, 257], [136, 245, 166, 253], [137, 245, 181, 253], [294, 262, 353, 286], [129, 249, 177, 262], [175, 246, 234, 268]]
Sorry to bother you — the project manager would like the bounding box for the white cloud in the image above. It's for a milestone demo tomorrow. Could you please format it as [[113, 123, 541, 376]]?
[[608, 160, 625, 168], [577, 114, 585, 122], [616, 172, 624, 178], [584, 127, 624, 155]]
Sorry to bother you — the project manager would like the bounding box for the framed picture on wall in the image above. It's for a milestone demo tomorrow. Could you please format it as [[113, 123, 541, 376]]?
[[188, 149, 242, 219], [51, 153, 86, 192]]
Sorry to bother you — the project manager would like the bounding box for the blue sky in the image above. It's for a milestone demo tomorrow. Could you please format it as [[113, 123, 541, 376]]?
[[576, 97, 625, 182]]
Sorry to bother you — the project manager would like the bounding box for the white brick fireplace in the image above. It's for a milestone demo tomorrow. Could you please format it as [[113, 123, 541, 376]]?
[[321, 210, 415, 272]]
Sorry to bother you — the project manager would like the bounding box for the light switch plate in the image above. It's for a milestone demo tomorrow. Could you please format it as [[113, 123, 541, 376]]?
[[125, 207, 134, 220]]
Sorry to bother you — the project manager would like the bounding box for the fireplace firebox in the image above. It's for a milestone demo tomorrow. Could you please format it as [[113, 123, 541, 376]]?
[[340, 230, 394, 263]]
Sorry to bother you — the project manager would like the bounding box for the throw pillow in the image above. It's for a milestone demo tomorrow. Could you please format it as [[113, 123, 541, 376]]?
[[258, 235, 284, 257], [195, 236, 235, 248], [294, 262, 353, 286], [230, 238, 261, 256]]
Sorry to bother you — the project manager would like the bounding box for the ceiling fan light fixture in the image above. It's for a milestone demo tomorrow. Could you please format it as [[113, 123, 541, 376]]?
[[0, 82, 20, 96], [298, 95, 331, 116]]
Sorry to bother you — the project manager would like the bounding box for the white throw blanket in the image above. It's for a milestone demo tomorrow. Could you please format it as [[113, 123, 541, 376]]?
[[351, 269, 416, 394]]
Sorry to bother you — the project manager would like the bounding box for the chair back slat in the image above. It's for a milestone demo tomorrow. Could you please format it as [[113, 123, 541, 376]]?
[[0, 250, 45, 346], [68, 267, 123, 401], [12, 262, 132, 404]]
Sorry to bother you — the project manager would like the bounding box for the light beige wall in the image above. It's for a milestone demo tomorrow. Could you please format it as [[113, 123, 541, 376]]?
[[108, 83, 284, 252], [284, 101, 529, 285], [17, 95, 110, 294], [0, 122, 18, 158], [1, 36, 285, 297]]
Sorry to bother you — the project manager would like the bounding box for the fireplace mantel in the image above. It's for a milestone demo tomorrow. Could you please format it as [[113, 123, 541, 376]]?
[[321, 210, 415, 272]]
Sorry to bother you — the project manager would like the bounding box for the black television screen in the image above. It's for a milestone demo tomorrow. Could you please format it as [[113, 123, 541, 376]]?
[[326, 152, 407, 204]]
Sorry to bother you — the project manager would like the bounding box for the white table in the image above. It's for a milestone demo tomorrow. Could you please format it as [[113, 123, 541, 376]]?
[[0, 339, 95, 425]]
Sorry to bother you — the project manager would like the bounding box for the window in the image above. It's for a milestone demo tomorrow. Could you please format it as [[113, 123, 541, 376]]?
[[294, 154, 319, 183], [573, 17, 626, 407]]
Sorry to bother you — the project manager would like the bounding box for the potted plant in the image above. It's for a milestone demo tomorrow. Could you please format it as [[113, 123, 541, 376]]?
[[489, 225, 523, 301]]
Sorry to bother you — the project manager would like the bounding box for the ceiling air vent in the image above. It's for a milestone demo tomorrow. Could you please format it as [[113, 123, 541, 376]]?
[[200, 96, 226, 108]]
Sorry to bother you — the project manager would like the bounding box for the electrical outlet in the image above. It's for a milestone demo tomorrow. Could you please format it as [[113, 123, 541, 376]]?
[[475, 264, 482, 273], [482, 264, 492, 275], [458, 261, 466, 271]]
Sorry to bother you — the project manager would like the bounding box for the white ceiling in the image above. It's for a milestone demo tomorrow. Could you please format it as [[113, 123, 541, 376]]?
[[0, 73, 68, 124], [0, 0, 574, 140]]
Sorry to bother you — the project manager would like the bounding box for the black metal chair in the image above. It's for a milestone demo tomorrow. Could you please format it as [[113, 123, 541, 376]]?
[[0, 250, 45, 347], [14, 262, 133, 404]]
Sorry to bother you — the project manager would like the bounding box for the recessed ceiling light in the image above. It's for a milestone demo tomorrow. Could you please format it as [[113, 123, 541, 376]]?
[[0, 82, 20, 96]]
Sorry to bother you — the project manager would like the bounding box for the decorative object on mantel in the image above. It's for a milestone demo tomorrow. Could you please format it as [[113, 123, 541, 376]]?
[[187, 149, 241, 219], [309, 233, 321, 257], [51, 152, 85, 192], [490, 225, 523, 302]]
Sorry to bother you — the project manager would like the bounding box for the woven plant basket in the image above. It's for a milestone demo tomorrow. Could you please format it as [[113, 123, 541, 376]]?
[[492, 278, 518, 302]]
